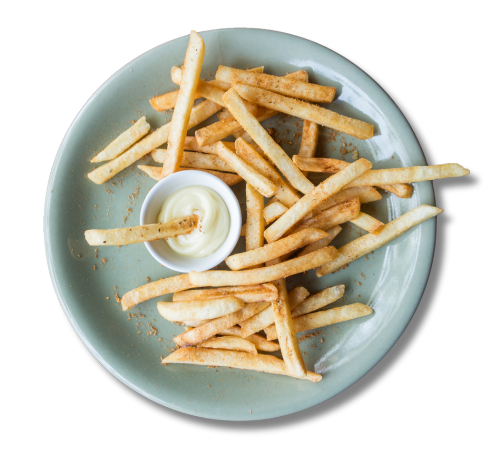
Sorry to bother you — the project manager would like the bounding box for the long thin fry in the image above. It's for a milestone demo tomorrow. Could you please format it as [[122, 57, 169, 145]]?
[[84, 215, 198, 246], [173, 284, 278, 303], [198, 336, 257, 355], [218, 326, 280, 352], [265, 158, 372, 242], [189, 246, 338, 287], [183, 136, 235, 154], [317, 205, 443, 276], [91, 117, 150, 162], [158, 297, 244, 322], [162, 348, 321, 382], [245, 184, 265, 267], [297, 120, 319, 176], [314, 186, 382, 214], [151, 149, 234, 172], [296, 226, 342, 257], [350, 212, 385, 235], [290, 285, 345, 317], [263, 201, 288, 224], [378, 184, 414, 199], [138, 165, 242, 186]]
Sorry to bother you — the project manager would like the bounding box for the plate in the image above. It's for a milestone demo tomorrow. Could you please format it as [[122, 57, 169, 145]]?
[[45, 28, 435, 421]]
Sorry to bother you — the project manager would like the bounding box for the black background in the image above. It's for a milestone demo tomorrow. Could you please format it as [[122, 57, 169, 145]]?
[[40, 24, 468, 428]]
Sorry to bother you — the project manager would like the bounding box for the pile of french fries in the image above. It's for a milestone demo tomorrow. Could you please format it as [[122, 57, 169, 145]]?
[[85, 31, 470, 382]]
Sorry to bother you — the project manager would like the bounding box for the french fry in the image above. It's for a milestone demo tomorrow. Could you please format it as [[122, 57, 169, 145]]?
[[235, 138, 300, 207], [162, 31, 206, 178], [173, 284, 278, 303], [263, 201, 288, 224], [216, 66, 335, 103], [245, 184, 265, 267], [314, 186, 382, 214], [122, 274, 192, 311], [84, 215, 198, 246], [214, 142, 277, 197], [174, 302, 270, 347], [271, 279, 306, 377], [240, 286, 309, 337], [378, 184, 414, 199], [350, 212, 385, 235], [265, 159, 372, 243], [189, 246, 338, 287], [162, 348, 321, 382], [183, 136, 235, 154], [296, 226, 342, 257], [232, 108, 279, 138], [151, 149, 234, 172], [138, 165, 242, 186], [317, 205, 443, 276], [226, 229, 329, 271], [88, 100, 221, 184], [223, 89, 314, 194], [198, 336, 257, 355], [265, 303, 373, 340], [218, 326, 280, 352], [293, 156, 347, 174], [91, 117, 150, 162], [297, 120, 319, 176], [235, 83, 374, 140], [289, 285, 345, 317], [158, 297, 244, 322]]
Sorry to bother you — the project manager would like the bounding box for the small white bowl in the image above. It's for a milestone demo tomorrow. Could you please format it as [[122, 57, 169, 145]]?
[[140, 170, 242, 273]]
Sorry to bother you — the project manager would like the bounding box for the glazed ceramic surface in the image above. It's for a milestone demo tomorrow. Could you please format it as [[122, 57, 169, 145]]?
[[45, 29, 435, 421]]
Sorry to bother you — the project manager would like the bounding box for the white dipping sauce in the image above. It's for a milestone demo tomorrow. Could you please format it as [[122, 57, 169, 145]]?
[[157, 186, 230, 258]]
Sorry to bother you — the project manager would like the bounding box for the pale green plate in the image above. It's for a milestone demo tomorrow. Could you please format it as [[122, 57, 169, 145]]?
[[45, 29, 435, 421]]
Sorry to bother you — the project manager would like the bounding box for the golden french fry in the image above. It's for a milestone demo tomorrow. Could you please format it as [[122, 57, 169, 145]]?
[[91, 117, 150, 163], [240, 286, 309, 337], [173, 283, 278, 303], [158, 297, 244, 322], [314, 186, 382, 214], [88, 100, 221, 184], [183, 136, 235, 154], [235, 138, 300, 207], [263, 201, 288, 224], [138, 165, 242, 186], [350, 212, 385, 235], [174, 302, 270, 347], [245, 184, 265, 267], [378, 184, 414, 199], [216, 66, 335, 103], [232, 108, 279, 139], [223, 89, 314, 194], [290, 285, 345, 317], [189, 246, 338, 287], [226, 229, 329, 271], [122, 274, 192, 311], [162, 31, 206, 177], [151, 149, 234, 172], [218, 326, 280, 352], [235, 83, 374, 140], [265, 303, 373, 340], [198, 336, 257, 355], [317, 205, 443, 276], [297, 120, 319, 176], [265, 159, 372, 242], [84, 215, 198, 247], [296, 226, 342, 257], [162, 348, 321, 382], [214, 142, 277, 197], [293, 156, 347, 174]]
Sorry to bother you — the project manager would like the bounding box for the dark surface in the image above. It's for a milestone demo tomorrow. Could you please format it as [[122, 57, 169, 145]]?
[[43, 23, 468, 428]]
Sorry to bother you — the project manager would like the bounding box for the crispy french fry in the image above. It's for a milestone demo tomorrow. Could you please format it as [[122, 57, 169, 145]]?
[[84, 215, 198, 247], [226, 229, 329, 271], [232, 108, 279, 139], [174, 302, 269, 347], [293, 156, 347, 174], [297, 120, 319, 176], [218, 326, 280, 352], [296, 226, 342, 257], [189, 246, 338, 287], [91, 117, 150, 162], [240, 286, 309, 337], [289, 285, 345, 317], [162, 31, 206, 178], [151, 149, 234, 172], [216, 66, 335, 103], [122, 274, 192, 311], [138, 165, 242, 186], [378, 184, 414, 199], [350, 212, 385, 235], [272, 279, 306, 377], [235, 138, 300, 207], [198, 336, 257, 354], [245, 184, 265, 267], [158, 298, 244, 322], [223, 89, 314, 194], [265, 303, 373, 340], [88, 100, 221, 184], [263, 201, 288, 224], [163, 348, 321, 382], [183, 136, 235, 153], [235, 83, 374, 140], [314, 186, 382, 214], [173, 284, 278, 303], [317, 205, 443, 276], [214, 142, 277, 197], [265, 159, 372, 242]]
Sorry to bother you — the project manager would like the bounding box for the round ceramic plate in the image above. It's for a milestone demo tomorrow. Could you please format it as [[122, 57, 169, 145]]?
[[45, 29, 435, 421]]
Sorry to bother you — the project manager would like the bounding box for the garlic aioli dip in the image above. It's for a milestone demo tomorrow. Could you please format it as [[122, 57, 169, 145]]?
[[157, 186, 230, 258]]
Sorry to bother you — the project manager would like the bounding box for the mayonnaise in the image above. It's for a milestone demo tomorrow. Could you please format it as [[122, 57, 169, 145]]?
[[157, 186, 230, 258]]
